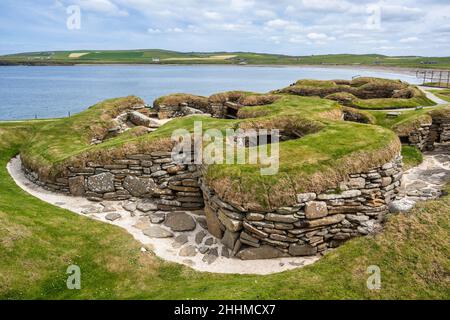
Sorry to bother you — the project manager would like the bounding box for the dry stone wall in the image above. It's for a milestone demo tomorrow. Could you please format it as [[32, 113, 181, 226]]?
[[22, 151, 403, 259], [404, 116, 450, 151], [23, 152, 204, 211]]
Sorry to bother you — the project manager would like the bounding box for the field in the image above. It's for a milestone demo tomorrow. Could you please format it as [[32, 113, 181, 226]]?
[[1, 50, 450, 69]]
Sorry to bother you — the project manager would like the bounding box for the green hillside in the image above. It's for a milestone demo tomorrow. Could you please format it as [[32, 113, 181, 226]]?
[[1, 50, 450, 69]]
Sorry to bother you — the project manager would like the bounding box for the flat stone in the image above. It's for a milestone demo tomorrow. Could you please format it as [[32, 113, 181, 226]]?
[[265, 213, 299, 223], [198, 246, 209, 254], [289, 244, 317, 256], [164, 211, 196, 232], [195, 216, 208, 229], [347, 177, 366, 189], [81, 205, 102, 214], [296, 192, 317, 203], [136, 200, 158, 212], [150, 211, 166, 224], [218, 209, 243, 232], [123, 176, 156, 197], [179, 245, 197, 257], [122, 202, 137, 212], [102, 203, 117, 213], [195, 230, 207, 244], [204, 237, 215, 246], [221, 247, 230, 258], [133, 217, 151, 230], [304, 214, 345, 228], [87, 172, 115, 193], [236, 245, 284, 260], [389, 198, 416, 213], [105, 212, 121, 221], [143, 226, 173, 238], [202, 248, 218, 264], [305, 201, 328, 219], [172, 234, 189, 248], [317, 190, 362, 200], [246, 213, 265, 221]]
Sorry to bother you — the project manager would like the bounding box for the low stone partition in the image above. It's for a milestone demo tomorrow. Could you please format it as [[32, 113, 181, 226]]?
[[198, 156, 403, 259], [402, 113, 450, 151], [22, 152, 204, 211]]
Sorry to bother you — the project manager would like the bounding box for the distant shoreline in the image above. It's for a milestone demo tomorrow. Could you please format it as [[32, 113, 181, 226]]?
[[0, 62, 425, 75]]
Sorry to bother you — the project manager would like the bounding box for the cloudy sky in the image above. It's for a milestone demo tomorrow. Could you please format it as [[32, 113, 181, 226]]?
[[1, 0, 449, 56]]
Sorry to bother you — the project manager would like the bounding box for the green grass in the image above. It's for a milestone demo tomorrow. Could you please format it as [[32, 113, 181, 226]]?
[[2, 50, 450, 69], [429, 89, 450, 103], [352, 96, 435, 110], [280, 78, 435, 110], [0, 121, 449, 299]]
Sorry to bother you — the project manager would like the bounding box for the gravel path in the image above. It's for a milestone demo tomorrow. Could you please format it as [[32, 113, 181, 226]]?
[[7, 155, 319, 275]]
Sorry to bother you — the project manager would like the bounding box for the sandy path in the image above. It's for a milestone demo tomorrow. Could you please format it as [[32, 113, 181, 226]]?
[[7, 155, 319, 275]]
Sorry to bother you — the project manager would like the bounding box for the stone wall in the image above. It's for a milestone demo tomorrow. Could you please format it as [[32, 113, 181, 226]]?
[[22, 152, 204, 211], [199, 156, 403, 260], [22, 151, 403, 259], [403, 116, 450, 151]]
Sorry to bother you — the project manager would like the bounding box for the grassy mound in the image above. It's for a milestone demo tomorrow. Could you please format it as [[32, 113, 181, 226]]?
[[20, 90, 400, 210], [0, 122, 448, 299], [280, 77, 435, 110]]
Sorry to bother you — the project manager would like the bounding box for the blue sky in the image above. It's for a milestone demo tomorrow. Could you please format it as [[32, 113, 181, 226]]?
[[1, 0, 450, 56]]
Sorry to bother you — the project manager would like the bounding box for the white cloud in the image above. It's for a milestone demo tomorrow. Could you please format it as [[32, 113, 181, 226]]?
[[203, 11, 222, 20], [147, 28, 161, 34], [399, 37, 419, 43], [307, 32, 335, 41]]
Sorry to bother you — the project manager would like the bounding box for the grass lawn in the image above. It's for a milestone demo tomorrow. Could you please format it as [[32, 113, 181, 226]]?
[[0, 121, 449, 299]]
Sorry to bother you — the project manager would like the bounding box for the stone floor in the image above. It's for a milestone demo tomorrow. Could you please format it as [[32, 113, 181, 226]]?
[[399, 143, 450, 201]]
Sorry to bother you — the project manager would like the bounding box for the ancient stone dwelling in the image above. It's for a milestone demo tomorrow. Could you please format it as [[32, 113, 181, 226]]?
[[20, 84, 450, 260]]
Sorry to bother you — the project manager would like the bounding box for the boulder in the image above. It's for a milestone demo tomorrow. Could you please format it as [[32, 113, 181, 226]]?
[[87, 172, 115, 193], [128, 111, 160, 128], [181, 106, 204, 116], [164, 212, 196, 232], [123, 176, 156, 197], [143, 226, 173, 238], [389, 198, 416, 213], [236, 245, 284, 260], [305, 201, 328, 219], [68, 176, 85, 196]]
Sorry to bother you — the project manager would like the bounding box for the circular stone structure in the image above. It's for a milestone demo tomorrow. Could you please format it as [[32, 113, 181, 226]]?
[[20, 78, 432, 260]]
